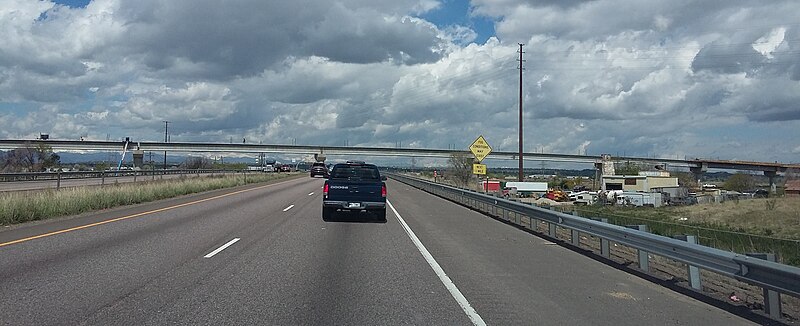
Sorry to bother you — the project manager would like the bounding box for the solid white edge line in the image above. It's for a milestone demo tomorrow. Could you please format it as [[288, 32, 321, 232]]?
[[283, 204, 295, 212], [203, 238, 240, 258], [387, 200, 486, 326]]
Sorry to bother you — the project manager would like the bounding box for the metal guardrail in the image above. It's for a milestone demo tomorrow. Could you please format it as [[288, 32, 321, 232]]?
[[389, 173, 800, 301]]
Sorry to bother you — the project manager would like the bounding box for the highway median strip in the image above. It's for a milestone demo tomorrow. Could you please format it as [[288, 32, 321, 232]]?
[[0, 173, 301, 226], [0, 176, 304, 247]]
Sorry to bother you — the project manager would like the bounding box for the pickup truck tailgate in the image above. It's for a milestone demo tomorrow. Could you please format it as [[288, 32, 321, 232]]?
[[326, 180, 383, 203]]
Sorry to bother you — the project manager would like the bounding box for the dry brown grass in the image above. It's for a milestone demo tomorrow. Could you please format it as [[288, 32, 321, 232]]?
[[672, 197, 800, 240], [0, 173, 300, 225]]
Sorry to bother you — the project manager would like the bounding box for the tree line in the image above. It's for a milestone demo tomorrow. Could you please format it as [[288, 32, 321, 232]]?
[[0, 143, 60, 173]]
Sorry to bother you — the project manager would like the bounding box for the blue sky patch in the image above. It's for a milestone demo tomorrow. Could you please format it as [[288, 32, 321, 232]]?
[[0, 101, 38, 116], [51, 0, 91, 8], [421, 0, 496, 44]]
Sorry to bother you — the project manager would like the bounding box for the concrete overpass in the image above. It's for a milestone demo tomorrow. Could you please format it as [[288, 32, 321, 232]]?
[[2, 139, 798, 190]]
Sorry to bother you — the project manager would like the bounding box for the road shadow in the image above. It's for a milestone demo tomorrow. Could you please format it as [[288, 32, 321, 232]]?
[[324, 211, 387, 224]]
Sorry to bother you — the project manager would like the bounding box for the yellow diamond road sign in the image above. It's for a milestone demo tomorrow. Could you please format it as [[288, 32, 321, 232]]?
[[469, 135, 492, 162]]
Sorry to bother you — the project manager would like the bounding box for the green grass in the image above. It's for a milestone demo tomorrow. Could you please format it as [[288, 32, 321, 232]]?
[[0, 173, 301, 226]]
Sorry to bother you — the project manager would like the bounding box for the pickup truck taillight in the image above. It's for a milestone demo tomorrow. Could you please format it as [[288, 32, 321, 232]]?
[[323, 183, 329, 198], [381, 184, 387, 197]]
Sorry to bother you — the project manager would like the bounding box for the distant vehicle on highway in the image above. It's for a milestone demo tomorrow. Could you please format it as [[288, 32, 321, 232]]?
[[295, 162, 311, 172], [322, 161, 387, 222], [309, 162, 329, 178], [751, 189, 769, 198], [279, 165, 292, 172]]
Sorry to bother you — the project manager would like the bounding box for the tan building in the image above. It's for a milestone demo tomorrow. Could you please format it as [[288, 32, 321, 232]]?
[[602, 171, 679, 192]]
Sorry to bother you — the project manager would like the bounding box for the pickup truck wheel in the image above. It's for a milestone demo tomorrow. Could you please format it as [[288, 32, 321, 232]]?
[[322, 207, 334, 221], [375, 208, 387, 223]]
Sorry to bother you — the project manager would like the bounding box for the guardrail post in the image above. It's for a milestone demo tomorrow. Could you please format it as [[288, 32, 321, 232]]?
[[747, 253, 782, 319], [600, 218, 610, 258], [674, 235, 702, 290], [133, 171, 137, 183], [570, 211, 581, 246], [101, 171, 105, 186], [627, 225, 650, 272], [56, 170, 61, 190], [637, 225, 650, 272], [545, 208, 556, 237]]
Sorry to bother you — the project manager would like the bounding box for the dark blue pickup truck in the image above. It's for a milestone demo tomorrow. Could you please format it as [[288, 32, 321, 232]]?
[[322, 161, 387, 222]]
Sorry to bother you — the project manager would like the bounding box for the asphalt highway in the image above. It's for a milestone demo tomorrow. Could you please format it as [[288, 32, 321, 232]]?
[[0, 177, 756, 325]]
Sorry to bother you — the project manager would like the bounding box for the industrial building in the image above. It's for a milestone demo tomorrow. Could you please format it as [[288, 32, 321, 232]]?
[[602, 171, 679, 192]]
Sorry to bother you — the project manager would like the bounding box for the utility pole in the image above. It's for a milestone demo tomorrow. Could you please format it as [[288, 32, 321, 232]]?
[[517, 43, 525, 181], [163, 121, 169, 171]]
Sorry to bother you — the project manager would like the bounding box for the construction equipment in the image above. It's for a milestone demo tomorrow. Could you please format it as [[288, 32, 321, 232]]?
[[545, 189, 568, 202]]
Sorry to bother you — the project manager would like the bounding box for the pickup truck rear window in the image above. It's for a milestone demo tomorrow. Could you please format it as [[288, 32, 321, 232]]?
[[330, 165, 380, 180]]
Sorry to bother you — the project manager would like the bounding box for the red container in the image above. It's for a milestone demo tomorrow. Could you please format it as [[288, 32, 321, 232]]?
[[480, 180, 501, 192]]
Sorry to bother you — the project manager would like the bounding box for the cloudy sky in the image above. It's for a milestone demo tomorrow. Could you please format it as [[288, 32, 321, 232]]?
[[1, 0, 799, 163]]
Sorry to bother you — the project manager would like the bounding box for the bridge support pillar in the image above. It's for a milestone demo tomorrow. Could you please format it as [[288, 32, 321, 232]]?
[[764, 171, 777, 195], [689, 163, 707, 189], [594, 162, 603, 190], [133, 149, 144, 168]]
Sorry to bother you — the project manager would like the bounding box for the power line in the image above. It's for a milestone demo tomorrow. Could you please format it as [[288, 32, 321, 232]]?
[[522, 50, 800, 64], [390, 47, 798, 108], [531, 36, 800, 56]]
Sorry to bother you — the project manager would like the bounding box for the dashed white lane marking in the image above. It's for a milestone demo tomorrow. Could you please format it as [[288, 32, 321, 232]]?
[[204, 238, 240, 258], [308, 192, 314, 196], [283, 204, 295, 212], [387, 200, 486, 326]]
